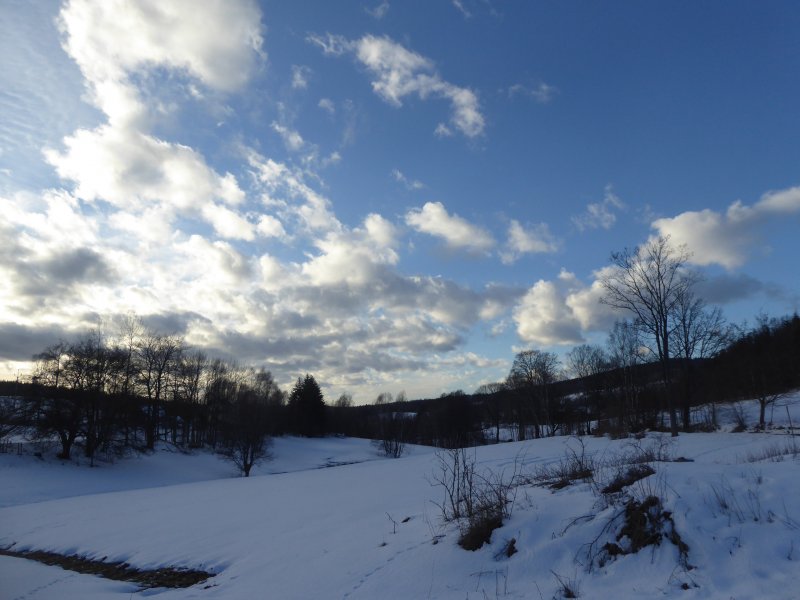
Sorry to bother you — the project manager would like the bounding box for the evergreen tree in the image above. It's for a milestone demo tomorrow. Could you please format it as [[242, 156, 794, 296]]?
[[288, 374, 326, 437]]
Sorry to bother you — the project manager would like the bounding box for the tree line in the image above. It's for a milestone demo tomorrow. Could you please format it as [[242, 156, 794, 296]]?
[[1, 237, 798, 463], [0, 319, 327, 475]]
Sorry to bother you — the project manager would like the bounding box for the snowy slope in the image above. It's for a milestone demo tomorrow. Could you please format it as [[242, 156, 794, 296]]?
[[2, 396, 800, 599]]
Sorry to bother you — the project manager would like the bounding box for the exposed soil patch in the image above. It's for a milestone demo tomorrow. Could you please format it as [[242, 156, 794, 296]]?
[[0, 547, 215, 589]]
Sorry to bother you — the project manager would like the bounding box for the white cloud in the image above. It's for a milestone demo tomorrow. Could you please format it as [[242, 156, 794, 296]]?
[[318, 98, 336, 114], [291, 65, 311, 89], [514, 274, 582, 346], [500, 220, 559, 264], [256, 215, 287, 239], [452, 0, 472, 18], [271, 122, 305, 152], [364, 213, 398, 247], [200, 203, 255, 241], [405, 201, 494, 252], [392, 168, 425, 191], [46, 125, 243, 210], [311, 34, 485, 138], [572, 185, 625, 231], [508, 82, 558, 104], [651, 185, 800, 269], [306, 33, 352, 56], [512, 269, 617, 346], [302, 214, 399, 287], [322, 151, 342, 168], [366, 1, 390, 19], [40, 0, 258, 248], [0, 190, 98, 248], [45, 125, 245, 233], [434, 123, 453, 137], [176, 235, 253, 288], [59, 0, 263, 125], [249, 153, 342, 233]]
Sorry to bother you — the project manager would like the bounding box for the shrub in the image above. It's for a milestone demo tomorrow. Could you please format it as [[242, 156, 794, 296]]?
[[430, 448, 521, 550], [458, 509, 504, 551], [531, 438, 595, 490], [552, 570, 581, 598]]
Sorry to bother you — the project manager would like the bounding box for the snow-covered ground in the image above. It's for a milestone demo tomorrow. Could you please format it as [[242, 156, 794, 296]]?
[[2, 395, 800, 599]]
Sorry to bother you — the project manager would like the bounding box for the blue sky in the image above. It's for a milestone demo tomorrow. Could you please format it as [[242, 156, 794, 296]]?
[[1, 0, 798, 402]]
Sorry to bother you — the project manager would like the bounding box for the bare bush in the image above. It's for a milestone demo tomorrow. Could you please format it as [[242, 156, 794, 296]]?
[[730, 402, 748, 432], [530, 438, 595, 489], [707, 473, 765, 524], [375, 412, 407, 458], [552, 570, 581, 598], [430, 448, 522, 550], [611, 436, 674, 466]]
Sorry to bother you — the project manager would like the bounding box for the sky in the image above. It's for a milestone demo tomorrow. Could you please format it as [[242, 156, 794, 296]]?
[[1, 0, 799, 403]]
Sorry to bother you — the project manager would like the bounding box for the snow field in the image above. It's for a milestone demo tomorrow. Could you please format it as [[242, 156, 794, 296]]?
[[1, 396, 800, 599]]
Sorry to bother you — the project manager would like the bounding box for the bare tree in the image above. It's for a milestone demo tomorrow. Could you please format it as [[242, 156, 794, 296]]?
[[219, 367, 280, 476], [475, 382, 507, 443], [32, 332, 125, 460], [566, 344, 608, 379], [377, 411, 407, 458], [671, 289, 731, 429], [334, 393, 353, 408], [0, 397, 23, 444], [375, 392, 393, 405], [136, 332, 183, 449], [671, 290, 730, 362], [600, 236, 696, 436], [32, 341, 69, 388], [507, 349, 560, 438], [606, 319, 649, 429], [71, 332, 126, 461]]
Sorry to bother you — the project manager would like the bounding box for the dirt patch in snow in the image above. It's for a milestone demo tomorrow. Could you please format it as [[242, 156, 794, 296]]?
[[0, 547, 215, 589]]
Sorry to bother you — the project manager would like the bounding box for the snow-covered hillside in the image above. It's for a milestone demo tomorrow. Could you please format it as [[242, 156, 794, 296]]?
[[2, 396, 800, 599]]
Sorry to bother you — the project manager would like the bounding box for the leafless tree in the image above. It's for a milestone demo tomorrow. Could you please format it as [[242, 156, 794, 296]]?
[[475, 381, 507, 443], [136, 332, 183, 449], [507, 349, 560, 438], [0, 397, 24, 445], [566, 344, 609, 379], [32, 332, 125, 460], [377, 411, 407, 458], [600, 236, 696, 436], [32, 341, 69, 388], [219, 367, 280, 476], [605, 319, 649, 429], [671, 288, 732, 428], [375, 391, 393, 405], [334, 393, 353, 408]]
